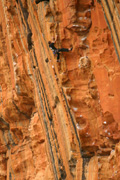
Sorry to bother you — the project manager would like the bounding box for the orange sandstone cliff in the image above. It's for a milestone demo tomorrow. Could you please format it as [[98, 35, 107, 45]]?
[[0, 0, 120, 180]]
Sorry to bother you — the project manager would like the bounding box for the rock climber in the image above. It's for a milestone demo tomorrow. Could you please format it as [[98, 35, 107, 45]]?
[[48, 39, 73, 62], [35, 0, 49, 4]]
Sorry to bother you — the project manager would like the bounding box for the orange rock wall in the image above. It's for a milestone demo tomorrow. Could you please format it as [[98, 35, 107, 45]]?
[[0, 0, 120, 180], [101, 0, 120, 62]]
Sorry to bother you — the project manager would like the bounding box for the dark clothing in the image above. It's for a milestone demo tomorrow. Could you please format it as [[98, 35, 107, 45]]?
[[49, 43, 57, 51], [49, 43, 69, 60], [57, 48, 69, 60], [35, 0, 49, 4], [58, 48, 69, 52]]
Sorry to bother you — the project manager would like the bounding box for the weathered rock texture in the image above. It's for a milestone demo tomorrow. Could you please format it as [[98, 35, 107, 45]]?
[[0, 0, 120, 179]]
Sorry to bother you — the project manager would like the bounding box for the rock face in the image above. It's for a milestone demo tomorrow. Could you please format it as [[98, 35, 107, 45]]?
[[0, 0, 120, 179]]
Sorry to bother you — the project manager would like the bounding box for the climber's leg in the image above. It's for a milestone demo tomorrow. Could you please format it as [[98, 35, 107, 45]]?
[[56, 52, 60, 62]]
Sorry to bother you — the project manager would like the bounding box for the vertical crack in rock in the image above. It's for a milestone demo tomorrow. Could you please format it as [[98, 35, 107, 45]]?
[[101, 0, 120, 62], [61, 88, 81, 152], [18, 0, 33, 50], [32, 66, 59, 180], [82, 158, 91, 180]]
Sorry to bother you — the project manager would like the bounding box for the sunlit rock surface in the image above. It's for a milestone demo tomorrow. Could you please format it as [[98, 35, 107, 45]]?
[[0, 0, 120, 179]]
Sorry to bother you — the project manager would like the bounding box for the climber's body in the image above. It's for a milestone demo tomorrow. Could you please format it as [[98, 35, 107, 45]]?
[[35, 0, 49, 4], [49, 42, 57, 52], [48, 40, 72, 62]]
